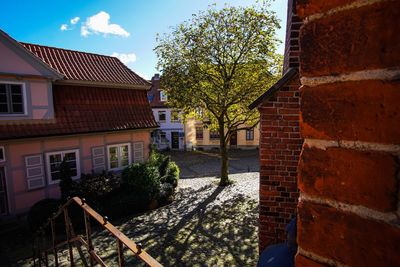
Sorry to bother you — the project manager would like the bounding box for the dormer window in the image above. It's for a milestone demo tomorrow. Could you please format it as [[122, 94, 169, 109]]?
[[160, 90, 167, 102], [0, 82, 26, 115]]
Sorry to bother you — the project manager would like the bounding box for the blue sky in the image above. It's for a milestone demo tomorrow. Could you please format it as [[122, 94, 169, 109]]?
[[1, 0, 287, 80]]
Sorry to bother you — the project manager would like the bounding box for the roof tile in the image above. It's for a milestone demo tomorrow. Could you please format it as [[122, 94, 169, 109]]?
[[20, 42, 149, 86], [0, 85, 158, 140]]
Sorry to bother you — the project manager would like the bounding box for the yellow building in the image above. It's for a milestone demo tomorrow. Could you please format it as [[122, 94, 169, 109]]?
[[184, 117, 259, 150]]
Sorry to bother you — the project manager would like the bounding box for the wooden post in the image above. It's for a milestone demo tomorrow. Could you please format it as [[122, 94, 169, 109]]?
[[63, 208, 74, 266], [50, 218, 59, 267], [84, 208, 95, 267], [117, 239, 125, 267]]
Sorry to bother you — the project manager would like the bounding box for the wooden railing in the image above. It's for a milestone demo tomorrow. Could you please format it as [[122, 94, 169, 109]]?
[[32, 196, 162, 267]]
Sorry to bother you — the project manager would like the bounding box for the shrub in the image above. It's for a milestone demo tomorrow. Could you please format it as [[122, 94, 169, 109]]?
[[27, 198, 62, 232], [58, 159, 77, 201], [158, 183, 175, 204], [75, 172, 120, 203], [161, 161, 180, 188], [122, 163, 160, 197], [100, 187, 149, 219]]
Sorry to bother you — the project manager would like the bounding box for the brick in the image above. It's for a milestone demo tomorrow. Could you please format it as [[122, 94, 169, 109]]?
[[299, 146, 398, 212], [295, 254, 328, 267], [298, 201, 400, 267], [301, 80, 400, 144], [296, 0, 357, 18], [300, 1, 400, 77]]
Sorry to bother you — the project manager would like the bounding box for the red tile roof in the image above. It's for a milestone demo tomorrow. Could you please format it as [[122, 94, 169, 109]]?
[[20, 42, 149, 86], [0, 85, 158, 140]]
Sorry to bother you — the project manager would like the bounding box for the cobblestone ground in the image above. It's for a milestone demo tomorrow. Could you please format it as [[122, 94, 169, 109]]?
[[15, 150, 260, 266], [17, 172, 259, 267]]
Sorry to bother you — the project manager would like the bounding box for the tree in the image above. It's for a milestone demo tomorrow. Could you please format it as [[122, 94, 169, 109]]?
[[155, 2, 282, 186]]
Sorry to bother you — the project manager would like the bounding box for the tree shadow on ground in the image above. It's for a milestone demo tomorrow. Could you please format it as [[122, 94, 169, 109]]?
[[93, 183, 258, 266]]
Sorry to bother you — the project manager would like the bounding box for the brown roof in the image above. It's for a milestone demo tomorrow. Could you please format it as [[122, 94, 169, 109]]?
[[20, 42, 150, 86], [0, 85, 158, 140]]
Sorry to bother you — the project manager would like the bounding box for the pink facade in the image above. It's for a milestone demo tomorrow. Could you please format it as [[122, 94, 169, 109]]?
[[0, 30, 157, 216], [0, 40, 41, 75], [1, 130, 151, 215]]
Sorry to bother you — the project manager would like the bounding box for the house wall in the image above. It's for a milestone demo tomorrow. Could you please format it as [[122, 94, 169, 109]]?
[[0, 40, 41, 75], [185, 117, 259, 150], [152, 108, 185, 150], [0, 40, 55, 121], [0, 129, 151, 215], [296, 0, 400, 266], [257, 0, 303, 251], [258, 77, 302, 250]]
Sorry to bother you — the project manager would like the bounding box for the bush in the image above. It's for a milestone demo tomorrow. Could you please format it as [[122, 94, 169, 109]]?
[[58, 160, 77, 201], [161, 161, 180, 188], [158, 183, 175, 204], [122, 163, 160, 197], [75, 172, 120, 203], [27, 198, 62, 232], [100, 187, 149, 219]]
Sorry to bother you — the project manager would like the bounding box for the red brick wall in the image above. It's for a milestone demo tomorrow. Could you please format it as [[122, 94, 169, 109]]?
[[258, 0, 304, 251], [296, 0, 400, 266], [258, 77, 302, 250]]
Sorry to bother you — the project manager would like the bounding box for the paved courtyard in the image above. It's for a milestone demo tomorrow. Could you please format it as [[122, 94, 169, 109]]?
[[17, 150, 260, 266], [166, 149, 259, 178]]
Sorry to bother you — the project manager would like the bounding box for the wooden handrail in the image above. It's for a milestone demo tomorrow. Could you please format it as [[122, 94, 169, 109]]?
[[32, 196, 162, 267]]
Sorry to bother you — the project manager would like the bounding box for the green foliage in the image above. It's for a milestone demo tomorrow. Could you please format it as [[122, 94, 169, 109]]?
[[155, 1, 282, 182], [27, 198, 62, 231], [122, 163, 161, 197], [161, 161, 180, 188], [75, 172, 120, 204], [58, 159, 76, 201]]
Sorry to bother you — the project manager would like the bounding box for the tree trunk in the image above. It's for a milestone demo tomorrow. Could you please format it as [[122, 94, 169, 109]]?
[[219, 122, 230, 186]]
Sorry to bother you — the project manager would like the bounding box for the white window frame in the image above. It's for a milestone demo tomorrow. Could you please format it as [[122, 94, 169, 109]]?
[[0, 81, 27, 116], [159, 90, 167, 102], [158, 110, 166, 123], [45, 149, 80, 185], [107, 143, 132, 171], [0, 146, 5, 162]]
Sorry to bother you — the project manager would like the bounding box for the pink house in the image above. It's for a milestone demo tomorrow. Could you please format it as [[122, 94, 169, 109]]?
[[0, 30, 158, 216]]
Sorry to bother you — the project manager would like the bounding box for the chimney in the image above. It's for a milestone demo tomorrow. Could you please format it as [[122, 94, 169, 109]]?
[[283, 0, 302, 73]]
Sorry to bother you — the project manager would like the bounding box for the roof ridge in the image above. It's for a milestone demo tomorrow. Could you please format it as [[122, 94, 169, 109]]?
[[19, 41, 119, 59]]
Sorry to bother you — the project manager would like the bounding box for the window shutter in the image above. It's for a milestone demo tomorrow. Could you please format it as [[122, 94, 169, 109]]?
[[133, 142, 144, 163], [25, 155, 45, 190], [92, 146, 105, 173]]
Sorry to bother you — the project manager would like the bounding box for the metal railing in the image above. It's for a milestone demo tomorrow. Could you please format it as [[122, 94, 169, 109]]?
[[32, 196, 162, 267]]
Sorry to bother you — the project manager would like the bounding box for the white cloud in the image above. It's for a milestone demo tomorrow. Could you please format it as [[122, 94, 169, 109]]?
[[60, 24, 69, 31], [111, 52, 137, 65], [81, 11, 130, 37], [70, 17, 80, 25]]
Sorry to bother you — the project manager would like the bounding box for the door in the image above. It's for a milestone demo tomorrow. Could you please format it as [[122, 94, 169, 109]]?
[[0, 167, 8, 215], [171, 132, 179, 149], [230, 131, 237, 146]]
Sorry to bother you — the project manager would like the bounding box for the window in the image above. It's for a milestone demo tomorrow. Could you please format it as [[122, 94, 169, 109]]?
[[246, 128, 254, 140], [160, 90, 167, 101], [195, 127, 203, 140], [158, 111, 166, 122], [0, 82, 25, 114], [107, 143, 131, 171], [46, 150, 80, 184], [160, 132, 168, 144], [171, 110, 180, 122], [0, 146, 4, 162], [209, 130, 220, 140]]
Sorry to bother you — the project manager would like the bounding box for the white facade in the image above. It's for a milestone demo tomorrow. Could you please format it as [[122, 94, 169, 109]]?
[[152, 108, 185, 150]]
